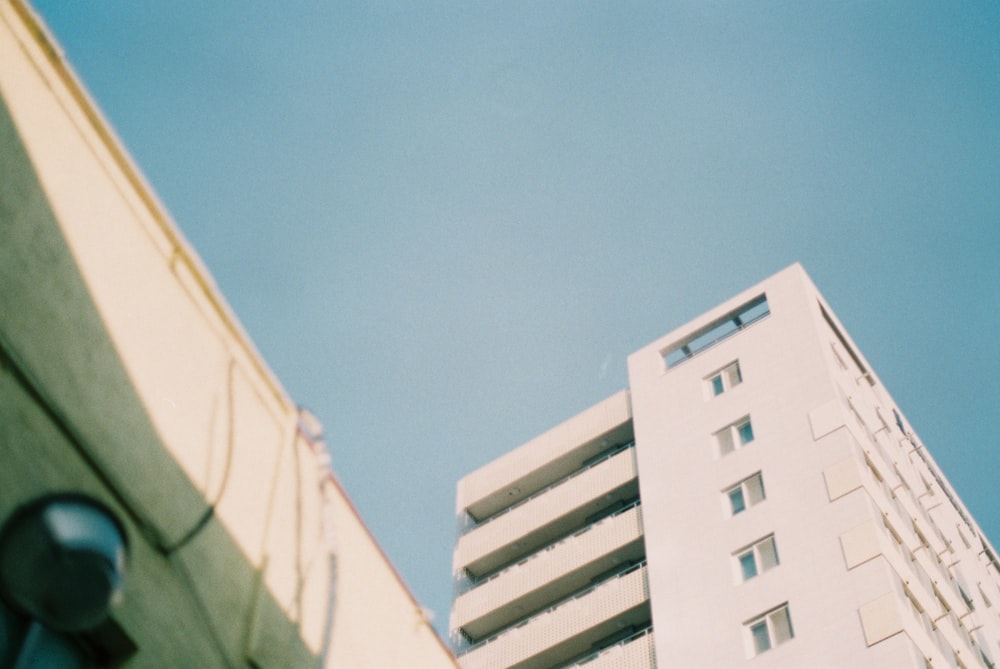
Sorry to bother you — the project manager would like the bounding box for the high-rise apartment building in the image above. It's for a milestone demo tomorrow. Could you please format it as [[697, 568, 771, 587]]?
[[449, 264, 1000, 669]]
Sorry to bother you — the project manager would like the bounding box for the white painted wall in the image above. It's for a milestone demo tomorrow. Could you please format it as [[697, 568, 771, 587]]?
[[628, 264, 999, 668]]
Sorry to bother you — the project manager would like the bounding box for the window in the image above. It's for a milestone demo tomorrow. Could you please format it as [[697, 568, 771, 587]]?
[[706, 361, 742, 397], [725, 472, 765, 516], [735, 535, 779, 582], [746, 604, 793, 656], [663, 294, 770, 368], [715, 416, 755, 456]]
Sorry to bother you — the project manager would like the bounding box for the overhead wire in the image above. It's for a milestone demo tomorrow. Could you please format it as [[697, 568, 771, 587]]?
[[0, 331, 239, 667]]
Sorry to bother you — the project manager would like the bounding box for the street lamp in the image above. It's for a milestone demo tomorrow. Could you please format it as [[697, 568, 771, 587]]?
[[0, 494, 128, 633]]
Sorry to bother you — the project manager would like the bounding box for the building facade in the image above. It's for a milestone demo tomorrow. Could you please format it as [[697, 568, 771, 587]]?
[[449, 264, 1000, 669], [0, 2, 457, 667]]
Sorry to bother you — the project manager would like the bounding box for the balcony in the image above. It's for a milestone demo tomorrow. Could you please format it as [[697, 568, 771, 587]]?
[[455, 447, 639, 577], [453, 503, 645, 639], [558, 627, 656, 669], [458, 392, 633, 523], [458, 563, 651, 669]]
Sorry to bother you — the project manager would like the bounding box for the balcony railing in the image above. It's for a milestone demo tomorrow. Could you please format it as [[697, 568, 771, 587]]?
[[457, 561, 649, 668], [466, 443, 634, 530], [455, 446, 639, 577], [555, 625, 655, 669], [462, 500, 642, 591], [452, 502, 644, 637]]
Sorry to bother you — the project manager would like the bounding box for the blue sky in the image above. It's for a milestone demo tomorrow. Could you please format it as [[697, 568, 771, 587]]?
[[32, 1, 999, 635]]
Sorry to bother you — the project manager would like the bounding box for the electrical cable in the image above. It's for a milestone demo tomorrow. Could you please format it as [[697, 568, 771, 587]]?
[[0, 330, 164, 551], [0, 333, 238, 667], [160, 357, 236, 554], [295, 409, 338, 669]]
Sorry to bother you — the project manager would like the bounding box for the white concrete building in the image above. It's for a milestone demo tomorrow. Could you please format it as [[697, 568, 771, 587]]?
[[450, 264, 1000, 669]]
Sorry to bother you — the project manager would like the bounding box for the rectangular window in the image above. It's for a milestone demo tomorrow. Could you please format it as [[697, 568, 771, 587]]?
[[737, 420, 754, 443], [750, 619, 771, 653], [729, 487, 746, 514], [715, 416, 755, 456], [725, 472, 765, 516], [663, 294, 770, 368], [717, 428, 735, 456], [735, 535, 779, 582], [706, 361, 742, 397], [746, 604, 793, 656]]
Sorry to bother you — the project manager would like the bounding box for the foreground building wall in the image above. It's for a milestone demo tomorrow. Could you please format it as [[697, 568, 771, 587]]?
[[451, 264, 1000, 669], [0, 2, 456, 666]]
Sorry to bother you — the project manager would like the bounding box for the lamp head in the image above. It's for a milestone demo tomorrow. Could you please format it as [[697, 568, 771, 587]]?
[[0, 494, 128, 631]]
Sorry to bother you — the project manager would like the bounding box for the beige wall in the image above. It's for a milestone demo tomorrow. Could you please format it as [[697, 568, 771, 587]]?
[[326, 474, 456, 668], [0, 2, 455, 666]]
